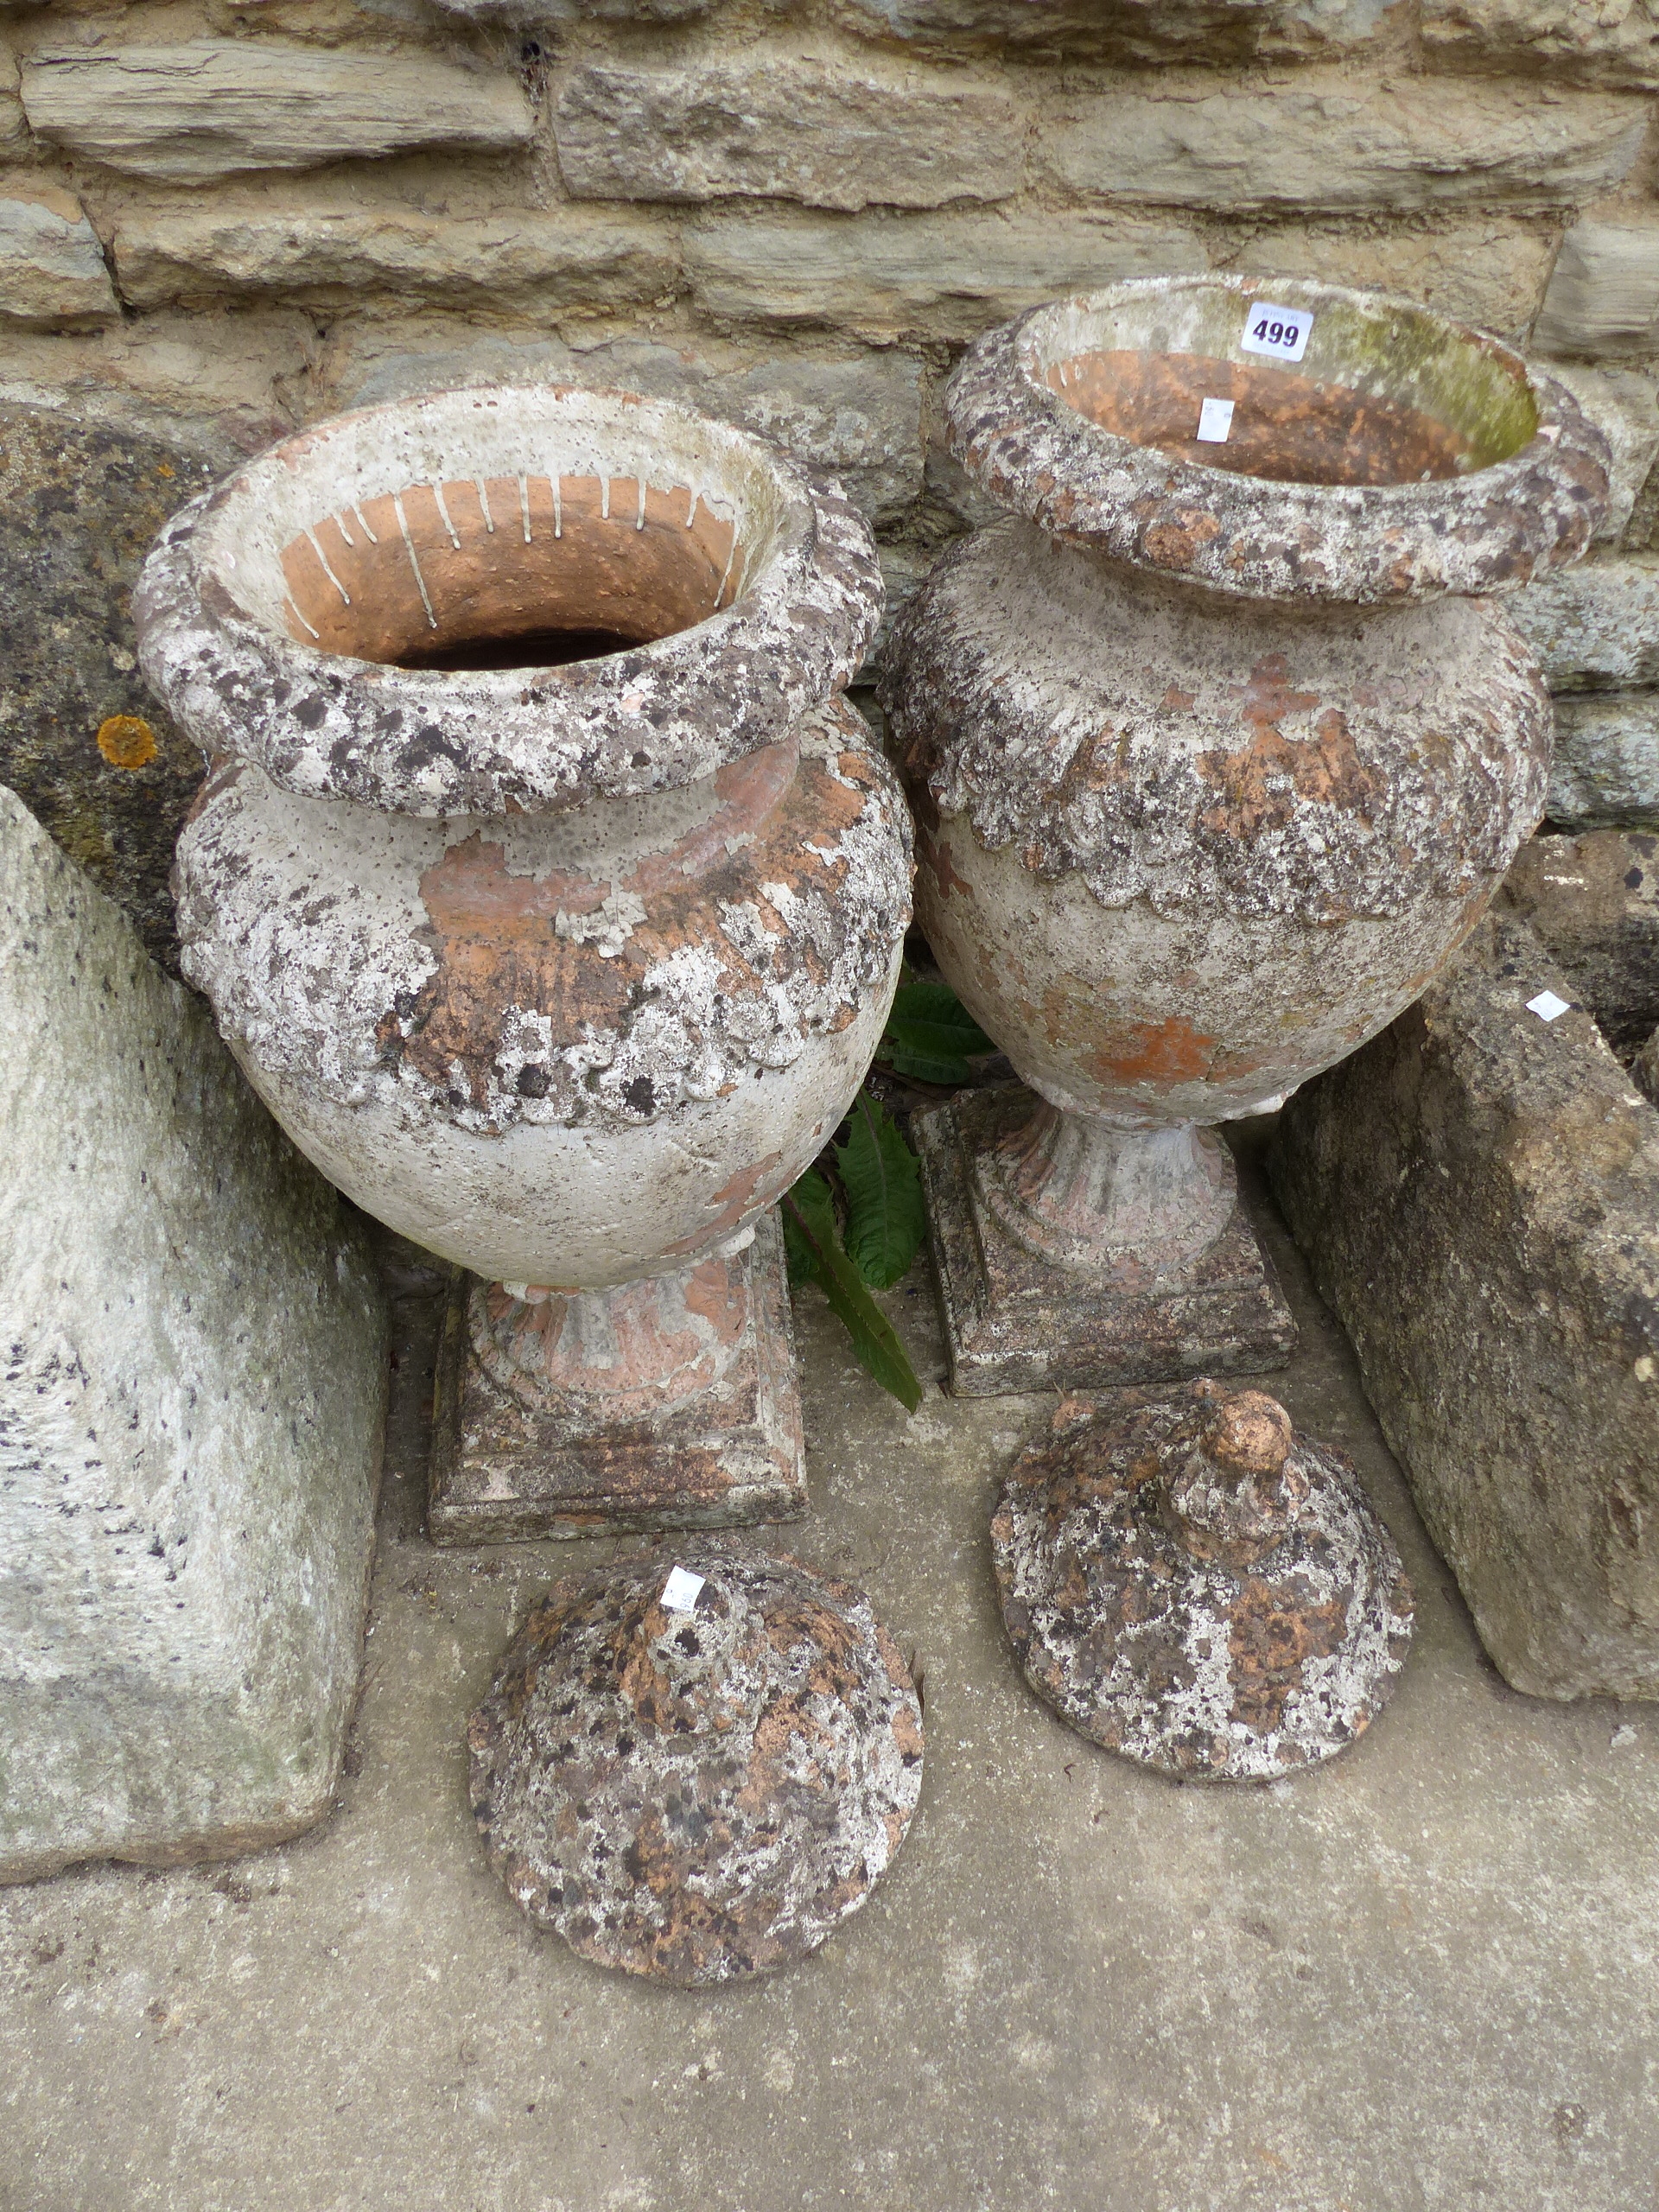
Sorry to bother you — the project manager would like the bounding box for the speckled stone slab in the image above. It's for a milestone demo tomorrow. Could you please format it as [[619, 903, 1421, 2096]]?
[[992, 1384, 1414, 1781], [467, 1542, 924, 1984], [914, 1089, 1296, 1395], [428, 1212, 804, 1542], [0, 788, 387, 1882]]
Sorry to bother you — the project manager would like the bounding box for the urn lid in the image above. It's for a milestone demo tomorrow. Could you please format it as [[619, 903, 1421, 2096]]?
[[990, 1382, 1415, 1779], [135, 384, 883, 817], [945, 275, 1610, 604], [467, 1543, 925, 1984]]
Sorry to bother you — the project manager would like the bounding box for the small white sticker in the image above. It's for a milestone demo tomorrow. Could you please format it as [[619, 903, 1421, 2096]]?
[[1196, 397, 1235, 443], [1240, 304, 1312, 364], [1526, 990, 1572, 1023], [660, 1566, 705, 1614]]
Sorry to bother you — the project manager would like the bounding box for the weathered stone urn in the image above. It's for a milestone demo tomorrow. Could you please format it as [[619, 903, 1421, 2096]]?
[[879, 275, 1609, 1395], [137, 384, 911, 1538]]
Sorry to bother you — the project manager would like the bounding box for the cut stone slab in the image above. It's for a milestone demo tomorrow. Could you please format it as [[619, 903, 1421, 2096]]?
[[1031, 77, 1644, 212], [0, 188, 118, 328], [683, 207, 1208, 338], [111, 201, 677, 315], [21, 41, 534, 181], [0, 403, 222, 974], [1423, 0, 1659, 87], [1548, 693, 1659, 826], [1533, 219, 1659, 359], [1269, 912, 1659, 1699], [1500, 826, 1659, 1052], [830, 0, 1417, 56], [1215, 213, 1555, 346], [553, 59, 1023, 211], [1508, 550, 1659, 689], [0, 789, 388, 1883], [322, 330, 924, 527]]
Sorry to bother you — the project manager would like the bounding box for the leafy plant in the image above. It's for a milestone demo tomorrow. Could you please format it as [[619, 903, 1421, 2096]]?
[[782, 1090, 925, 1412], [837, 1090, 928, 1290], [876, 979, 995, 1087]]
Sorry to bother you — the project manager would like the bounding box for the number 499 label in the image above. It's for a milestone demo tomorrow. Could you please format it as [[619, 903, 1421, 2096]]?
[[1240, 303, 1312, 364]]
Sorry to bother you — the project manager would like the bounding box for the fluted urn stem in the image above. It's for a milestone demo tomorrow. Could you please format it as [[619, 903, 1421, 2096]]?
[[973, 1098, 1236, 1280]]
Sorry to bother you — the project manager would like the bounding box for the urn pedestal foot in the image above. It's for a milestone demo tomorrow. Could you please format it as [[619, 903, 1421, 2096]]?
[[428, 1211, 805, 1544], [913, 1088, 1297, 1397]]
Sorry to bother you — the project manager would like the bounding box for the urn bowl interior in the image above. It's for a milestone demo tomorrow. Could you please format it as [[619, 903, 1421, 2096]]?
[[197, 385, 803, 671], [1025, 281, 1539, 488]]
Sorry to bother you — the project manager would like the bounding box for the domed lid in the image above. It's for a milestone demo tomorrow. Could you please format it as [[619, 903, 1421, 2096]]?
[[946, 275, 1610, 605], [991, 1382, 1414, 1779], [135, 384, 882, 817], [467, 1541, 924, 1984]]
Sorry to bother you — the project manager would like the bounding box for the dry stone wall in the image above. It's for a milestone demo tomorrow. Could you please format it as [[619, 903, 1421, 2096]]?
[[4, 0, 1659, 777]]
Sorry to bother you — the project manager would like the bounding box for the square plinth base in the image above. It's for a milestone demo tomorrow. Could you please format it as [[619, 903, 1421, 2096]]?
[[427, 1211, 806, 1544], [914, 1090, 1298, 1398]]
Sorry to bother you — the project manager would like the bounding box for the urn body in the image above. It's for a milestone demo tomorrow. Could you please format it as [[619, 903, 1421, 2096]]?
[[138, 383, 911, 1531], [880, 274, 1609, 1395]]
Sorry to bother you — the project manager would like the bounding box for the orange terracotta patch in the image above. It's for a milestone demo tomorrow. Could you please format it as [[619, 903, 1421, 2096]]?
[[1085, 1014, 1217, 1088], [1196, 657, 1382, 843]]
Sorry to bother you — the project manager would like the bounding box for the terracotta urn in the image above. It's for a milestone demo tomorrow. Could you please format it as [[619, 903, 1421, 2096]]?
[[878, 275, 1608, 1395], [137, 384, 911, 1537]]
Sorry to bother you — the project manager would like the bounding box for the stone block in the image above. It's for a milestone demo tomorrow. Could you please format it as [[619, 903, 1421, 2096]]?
[[1211, 215, 1556, 342], [1537, 361, 1659, 540], [1423, 0, 1659, 87], [21, 41, 534, 181], [1269, 912, 1659, 1700], [0, 791, 388, 1881], [321, 329, 924, 524], [1500, 827, 1659, 1051], [111, 202, 677, 315], [1548, 693, 1659, 827], [1033, 78, 1645, 211], [830, 0, 1391, 58], [436, 0, 709, 14], [0, 404, 224, 972], [0, 187, 118, 327], [0, 45, 29, 151], [1508, 550, 1659, 690], [683, 207, 1207, 339], [553, 58, 1023, 212], [1533, 220, 1659, 359]]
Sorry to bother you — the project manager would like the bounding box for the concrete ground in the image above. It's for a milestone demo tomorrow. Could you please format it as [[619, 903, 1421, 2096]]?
[[3, 1140, 1656, 2212]]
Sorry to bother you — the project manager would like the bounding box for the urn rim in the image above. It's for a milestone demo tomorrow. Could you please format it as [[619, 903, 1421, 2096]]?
[[944, 274, 1611, 605], [135, 382, 884, 818]]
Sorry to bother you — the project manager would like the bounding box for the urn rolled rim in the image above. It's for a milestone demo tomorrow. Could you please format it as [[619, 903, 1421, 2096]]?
[[944, 273, 1611, 605], [135, 382, 884, 818]]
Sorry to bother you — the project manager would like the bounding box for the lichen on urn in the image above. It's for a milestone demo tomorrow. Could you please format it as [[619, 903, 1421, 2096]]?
[[137, 384, 882, 819], [885, 272, 1608, 1396], [139, 379, 909, 1414]]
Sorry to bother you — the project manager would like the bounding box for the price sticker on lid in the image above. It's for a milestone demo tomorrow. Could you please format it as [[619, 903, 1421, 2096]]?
[[660, 1566, 706, 1614], [1241, 304, 1312, 364]]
